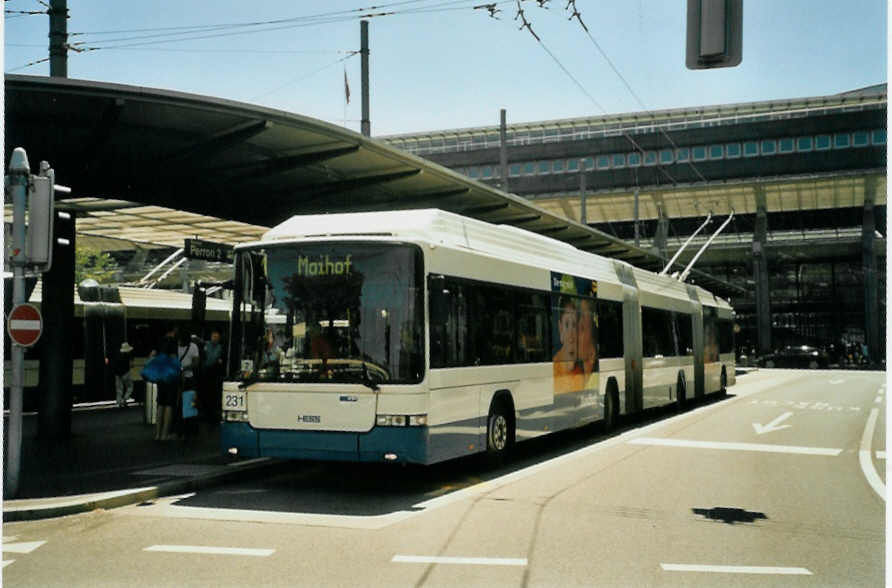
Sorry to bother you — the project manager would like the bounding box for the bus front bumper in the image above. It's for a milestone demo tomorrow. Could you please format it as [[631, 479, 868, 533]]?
[[222, 421, 430, 464]]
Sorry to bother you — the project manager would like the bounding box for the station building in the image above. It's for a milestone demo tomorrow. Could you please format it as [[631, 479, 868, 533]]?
[[378, 85, 887, 365]]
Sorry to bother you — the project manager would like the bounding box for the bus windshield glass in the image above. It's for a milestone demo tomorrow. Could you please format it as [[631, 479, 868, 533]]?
[[234, 243, 424, 386]]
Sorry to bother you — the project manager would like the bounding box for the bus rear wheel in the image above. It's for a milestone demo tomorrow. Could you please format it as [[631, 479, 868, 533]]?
[[604, 381, 619, 432], [676, 372, 687, 410]]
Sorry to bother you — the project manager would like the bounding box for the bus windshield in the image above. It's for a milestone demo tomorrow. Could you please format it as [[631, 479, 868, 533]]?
[[233, 242, 424, 386]]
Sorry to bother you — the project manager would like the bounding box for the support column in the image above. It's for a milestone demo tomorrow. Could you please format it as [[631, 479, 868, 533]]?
[[360, 20, 370, 137], [651, 206, 669, 262], [579, 161, 587, 225], [862, 176, 879, 365], [499, 109, 509, 193], [38, 212, 75, 439], [753, 187, 772, 355], [49, 0, 68, 78]]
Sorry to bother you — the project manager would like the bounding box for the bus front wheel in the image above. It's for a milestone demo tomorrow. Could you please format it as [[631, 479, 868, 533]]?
[[486, 401, 513, 461]]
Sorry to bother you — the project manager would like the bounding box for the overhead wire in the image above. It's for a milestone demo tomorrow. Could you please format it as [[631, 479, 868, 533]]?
[[568, 3, 712, 186]]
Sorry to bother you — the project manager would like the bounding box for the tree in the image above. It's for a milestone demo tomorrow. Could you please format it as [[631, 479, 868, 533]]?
[[75, 245, 118, 284]]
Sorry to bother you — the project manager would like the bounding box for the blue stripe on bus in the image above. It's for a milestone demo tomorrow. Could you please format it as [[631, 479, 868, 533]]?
[[221, 422, 433, 463]]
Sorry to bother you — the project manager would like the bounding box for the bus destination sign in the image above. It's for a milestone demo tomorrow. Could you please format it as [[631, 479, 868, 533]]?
[[184, 238, 234, 264]]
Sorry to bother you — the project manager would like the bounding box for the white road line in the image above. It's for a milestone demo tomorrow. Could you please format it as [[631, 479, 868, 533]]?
[[858, 408, 885, 501], [829, 378, 846, 385], [629, 437, 842, 456], [661, 564, 812, 575], [144, 545, 274, 557], [3, 540, 46, 554], [1, 561, 15, 568], [392, 555, 527, 566]]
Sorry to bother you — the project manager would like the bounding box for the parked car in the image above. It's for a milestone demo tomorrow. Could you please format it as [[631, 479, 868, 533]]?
[[759, 345, 830, 369]]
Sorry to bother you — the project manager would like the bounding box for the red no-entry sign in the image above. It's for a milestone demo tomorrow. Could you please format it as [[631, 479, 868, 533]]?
[[7, 303, 42, 347]]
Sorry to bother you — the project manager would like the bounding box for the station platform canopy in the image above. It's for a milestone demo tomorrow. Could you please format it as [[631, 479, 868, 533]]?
[[4, 74, 742, 297]]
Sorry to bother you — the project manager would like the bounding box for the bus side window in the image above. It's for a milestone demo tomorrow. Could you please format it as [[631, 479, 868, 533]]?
[[517, 292, 549, 362], [597, 299, 623, 358]]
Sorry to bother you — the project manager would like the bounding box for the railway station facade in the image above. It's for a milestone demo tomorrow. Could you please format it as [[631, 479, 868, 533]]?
[[379, 85, 887, 365]]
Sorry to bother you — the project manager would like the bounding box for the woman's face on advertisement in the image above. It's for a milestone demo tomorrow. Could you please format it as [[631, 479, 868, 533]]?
[[559, 304, 578, 357]]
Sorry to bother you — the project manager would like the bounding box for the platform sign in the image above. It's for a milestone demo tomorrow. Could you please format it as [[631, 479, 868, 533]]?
[[184, 239, 234, 264], [7, 303, 42, 347]]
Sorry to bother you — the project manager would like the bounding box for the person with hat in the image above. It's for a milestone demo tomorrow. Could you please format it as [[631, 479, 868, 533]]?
[[114, 341, 134, 408]]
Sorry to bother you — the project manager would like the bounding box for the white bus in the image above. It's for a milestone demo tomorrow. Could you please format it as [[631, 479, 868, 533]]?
[[221, 209, 735, 464]]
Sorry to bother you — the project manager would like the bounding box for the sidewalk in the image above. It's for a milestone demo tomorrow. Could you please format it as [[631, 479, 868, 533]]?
[[3, 402, 278, 522]]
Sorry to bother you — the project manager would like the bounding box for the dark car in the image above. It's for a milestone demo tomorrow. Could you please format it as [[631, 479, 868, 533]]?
[[759, 345, 830, 369]]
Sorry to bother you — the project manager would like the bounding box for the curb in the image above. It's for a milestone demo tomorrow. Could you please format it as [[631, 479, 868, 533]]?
[[3, 457, 279, 522]]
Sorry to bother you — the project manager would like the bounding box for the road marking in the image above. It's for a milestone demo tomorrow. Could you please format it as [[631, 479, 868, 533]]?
[[629, 437, 842, 456], [661, 564, 811, 575], [392, 555, 527, 566], [829, 378, 845, 385], [1, 561, 14, 568], [858, 408, 885, 501], [3, 540, 46, 554], [752, 412, 793, 435], [144, 545, 274, 557]]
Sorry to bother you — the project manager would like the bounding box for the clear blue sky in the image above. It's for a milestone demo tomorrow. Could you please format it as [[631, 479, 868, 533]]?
[[4, 1, 888, 136]]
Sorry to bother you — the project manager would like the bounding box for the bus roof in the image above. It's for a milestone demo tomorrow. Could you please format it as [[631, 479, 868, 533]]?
[[255, 209, 732, 311]]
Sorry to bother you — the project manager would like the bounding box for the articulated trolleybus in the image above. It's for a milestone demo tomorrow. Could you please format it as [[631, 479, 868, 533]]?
[[222, 209, 735, 464]]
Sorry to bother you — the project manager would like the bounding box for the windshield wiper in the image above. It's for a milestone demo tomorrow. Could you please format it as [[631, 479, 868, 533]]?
[[361, 361, 380, 392], [238, 372, 259, 389]]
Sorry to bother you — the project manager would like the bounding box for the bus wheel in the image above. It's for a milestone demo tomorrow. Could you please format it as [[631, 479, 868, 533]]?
[[486, 401, 513, 461], [676, 372, 687, 410], [604, 381, 619, 432]]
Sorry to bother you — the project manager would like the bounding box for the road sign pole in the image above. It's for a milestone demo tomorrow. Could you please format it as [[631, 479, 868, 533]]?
[[6, 148, 31, 497]]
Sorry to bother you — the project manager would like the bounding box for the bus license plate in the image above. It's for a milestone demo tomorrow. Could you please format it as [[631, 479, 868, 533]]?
[[224, 390, 247, 412]]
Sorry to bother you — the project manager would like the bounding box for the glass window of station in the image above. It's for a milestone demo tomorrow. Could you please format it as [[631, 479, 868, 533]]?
[[456, 128, 886, 180]]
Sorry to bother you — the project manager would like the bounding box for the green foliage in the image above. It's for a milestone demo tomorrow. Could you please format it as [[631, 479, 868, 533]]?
[[75, 245, 118, 284]]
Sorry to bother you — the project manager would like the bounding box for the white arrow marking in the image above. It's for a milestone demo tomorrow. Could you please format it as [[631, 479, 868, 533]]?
[[3, 540, 46, 554], [753, 412, 793, 435]]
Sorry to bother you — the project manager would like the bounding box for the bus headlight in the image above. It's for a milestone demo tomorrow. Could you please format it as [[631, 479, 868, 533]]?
[[224, 411, 250, 422], [376, 414, 427, 427]]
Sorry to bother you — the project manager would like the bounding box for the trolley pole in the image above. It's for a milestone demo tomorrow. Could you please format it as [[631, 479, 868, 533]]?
[[5, 148, 31, 497]]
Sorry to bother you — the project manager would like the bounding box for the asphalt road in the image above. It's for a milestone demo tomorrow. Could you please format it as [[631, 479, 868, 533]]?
[[3, 369, 885, 587]]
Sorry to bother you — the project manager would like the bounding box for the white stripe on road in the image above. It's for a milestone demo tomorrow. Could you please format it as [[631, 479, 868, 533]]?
[[1, 561, 14, 568], [661, 564, 811, 575], [144, 545, 274, 557], [629, 437, 842, 456], [393, 555, 527, 566], [2, 540, 46, 554], [858, 408, 885, 501]]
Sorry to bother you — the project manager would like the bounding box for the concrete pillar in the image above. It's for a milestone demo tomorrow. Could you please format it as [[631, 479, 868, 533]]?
[[752, 187, 772, 355], [38, 212, 75, 439], [651, 207, 669, 261], [862, 176, 879, 364]]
